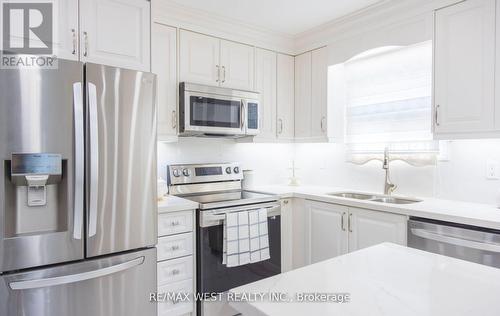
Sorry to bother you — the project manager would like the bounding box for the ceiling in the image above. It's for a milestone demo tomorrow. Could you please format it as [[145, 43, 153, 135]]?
[[167, 0, 385, 36]]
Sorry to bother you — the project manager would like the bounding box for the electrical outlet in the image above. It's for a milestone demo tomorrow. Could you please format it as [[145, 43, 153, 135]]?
[[486, 160, 500, 180]]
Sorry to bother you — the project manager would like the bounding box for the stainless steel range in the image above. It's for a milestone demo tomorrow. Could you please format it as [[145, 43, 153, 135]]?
[[167, 163, 281, 316]]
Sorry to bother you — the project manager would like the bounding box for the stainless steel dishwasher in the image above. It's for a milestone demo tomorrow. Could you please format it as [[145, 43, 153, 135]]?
[[408, 217, 500, 268]]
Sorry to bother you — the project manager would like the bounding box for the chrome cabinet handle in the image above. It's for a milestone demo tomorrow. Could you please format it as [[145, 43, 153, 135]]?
[[341, 212, 346, 231], [9, 257, 144, 290], [283, 200, 289, 205], [83, 31, 88, 57], [88, 83, 99, 237], [172, 110, 177, 129], [222, 66, 226, 83], [278, 118, 283, 134], [348, 213, 353, 233], [71, 29, 77, 55], [171, 221, 180, 226], [216, 65, 220, 83], [435, 105, 440, 127], [171, 245, 180, 251], [72, 82, 84, 240], [171, 269, 180, 275], [320, 116, 326, 133]]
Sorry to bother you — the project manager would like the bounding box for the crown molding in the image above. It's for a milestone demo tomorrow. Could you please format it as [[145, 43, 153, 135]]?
[[152, 0, 295, 54]]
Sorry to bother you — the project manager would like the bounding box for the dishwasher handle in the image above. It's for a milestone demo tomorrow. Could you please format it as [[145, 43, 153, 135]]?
[[411, 228, 500, 253]]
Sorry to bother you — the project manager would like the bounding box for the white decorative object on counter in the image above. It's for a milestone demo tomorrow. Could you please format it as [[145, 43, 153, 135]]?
[[288, 160, 300, 186], [242, 170, 255, 190], [157, 178, 168, 200]]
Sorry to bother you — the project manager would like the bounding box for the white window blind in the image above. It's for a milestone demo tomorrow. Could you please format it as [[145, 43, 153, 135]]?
[[344, 41, 434, 149]]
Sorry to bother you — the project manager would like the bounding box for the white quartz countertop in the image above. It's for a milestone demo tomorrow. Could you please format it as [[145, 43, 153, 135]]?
[[229, 243, 500, 316], [157, 195, 199, 213], [249, 185, 500, 230]]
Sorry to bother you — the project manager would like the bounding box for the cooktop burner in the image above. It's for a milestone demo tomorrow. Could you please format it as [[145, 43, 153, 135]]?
[[181, 190, 277, 210]]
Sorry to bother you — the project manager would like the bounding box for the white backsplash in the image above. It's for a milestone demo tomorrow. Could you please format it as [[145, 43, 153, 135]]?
[[158, 138, 500, 205]]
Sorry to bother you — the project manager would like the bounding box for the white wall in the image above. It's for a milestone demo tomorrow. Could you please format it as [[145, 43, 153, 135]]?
[[294, 140, 500, 205], [158, 138, 500, 205], [158, 138, 295, 185]]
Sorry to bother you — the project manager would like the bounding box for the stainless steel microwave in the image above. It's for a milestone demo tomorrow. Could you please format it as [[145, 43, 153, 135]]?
[[179, 82, 260, 137]]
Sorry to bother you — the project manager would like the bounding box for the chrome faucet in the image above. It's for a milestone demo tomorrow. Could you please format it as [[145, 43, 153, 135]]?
[[383, 148, 397, 195]]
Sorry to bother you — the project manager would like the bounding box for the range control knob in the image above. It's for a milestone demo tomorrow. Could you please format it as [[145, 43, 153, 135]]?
[[225, 167, 232, 174], [172, 169, 180, 177], [182, 169, 191, 176], [233, 167, 240, 174]]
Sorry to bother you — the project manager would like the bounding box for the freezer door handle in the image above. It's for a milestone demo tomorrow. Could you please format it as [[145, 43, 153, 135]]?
[[9, 256, 145, 290], [88, 82, 99, 237], [411, 228, 500, 253], [73, 82, 84, 240]]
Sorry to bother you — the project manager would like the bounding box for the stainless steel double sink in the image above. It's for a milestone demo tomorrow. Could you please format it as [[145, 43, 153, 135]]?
[[328, 192, 422, 205]]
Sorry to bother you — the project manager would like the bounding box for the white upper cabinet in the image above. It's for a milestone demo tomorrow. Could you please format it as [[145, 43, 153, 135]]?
[[179, 30, 255, 90], [152, 23, 178, 141], [220, 40, 255, 90], [306, 201, 348, 264], [179, 30, 220, 86], [347, 207, 407, 252], [434, 0, 496, 137], [295, 52, 312, 139], [311, 47, 328, 138], [277, 54, 295, 140], [254, 49, 277, 140], [80, 0, 151, 71], [295, 47, 328, 142]]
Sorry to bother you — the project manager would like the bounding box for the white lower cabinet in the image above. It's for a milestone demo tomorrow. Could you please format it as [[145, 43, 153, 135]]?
[[307, 201, 348, 264], [293, 200, 407, 267], [348, 207, 407, 252], [157, 209, 196, 316]]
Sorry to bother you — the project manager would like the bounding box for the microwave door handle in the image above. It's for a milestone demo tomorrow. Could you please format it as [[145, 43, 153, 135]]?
[[410, 228, 500, 253], [241, 100, 246, 130], [9, 257, 145, 290], [88, 83, 99, 238], [72, 82, 84, 240]]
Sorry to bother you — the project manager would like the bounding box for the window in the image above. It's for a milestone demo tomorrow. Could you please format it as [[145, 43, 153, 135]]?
[[330, 41, 438, 164]]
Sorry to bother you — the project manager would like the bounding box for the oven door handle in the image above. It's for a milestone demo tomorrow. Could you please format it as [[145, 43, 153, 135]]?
[[200, 203, 281, 228], [241, 100, 246, 130]]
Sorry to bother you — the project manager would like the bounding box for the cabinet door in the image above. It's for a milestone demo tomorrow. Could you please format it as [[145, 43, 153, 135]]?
[[306, 200, 348, 264], [434, 0, 495, 134], [255, 49, 277, 140], [294, 52, 312, 139], [277, 54, 295, 140], [311, 47, 328, 138], [220, 40, 255, 90], [348, 207, 407, 252], [80, 0, 151, 71], [3, 0, 78, 60], [179, 30, 220, 85], [152, 23, 178, 140]]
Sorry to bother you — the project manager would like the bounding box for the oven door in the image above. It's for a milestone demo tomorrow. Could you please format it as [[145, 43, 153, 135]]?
[[183, 91, 245, 136], [196, 203, 281, 308]]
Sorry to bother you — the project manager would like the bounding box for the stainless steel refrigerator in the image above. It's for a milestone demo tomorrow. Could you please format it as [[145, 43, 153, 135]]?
[[0, 60, 157, 315]]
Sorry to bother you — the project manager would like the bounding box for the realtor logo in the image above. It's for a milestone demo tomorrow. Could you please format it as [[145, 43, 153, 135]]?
[[2, 2, 53, 54], [1, 1, 57, 69]]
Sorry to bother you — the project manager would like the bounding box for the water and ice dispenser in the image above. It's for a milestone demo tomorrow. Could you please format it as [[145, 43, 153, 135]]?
[[4, 153, 67, 236]]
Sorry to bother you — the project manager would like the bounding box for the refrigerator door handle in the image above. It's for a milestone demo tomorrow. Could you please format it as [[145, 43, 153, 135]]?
[[9, 257, 145, 290], [88, 82, 99, 237], [73, 82, 84, 240]]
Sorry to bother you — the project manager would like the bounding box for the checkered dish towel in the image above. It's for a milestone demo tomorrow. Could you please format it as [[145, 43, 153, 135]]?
[[222, 208, 270, 267]]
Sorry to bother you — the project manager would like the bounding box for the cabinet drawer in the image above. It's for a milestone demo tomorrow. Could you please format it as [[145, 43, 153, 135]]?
[[158, 279, 194, 316], [157, 233, 193, 261], [158, 211, 194, 237], [158, 256, 193, 286]]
